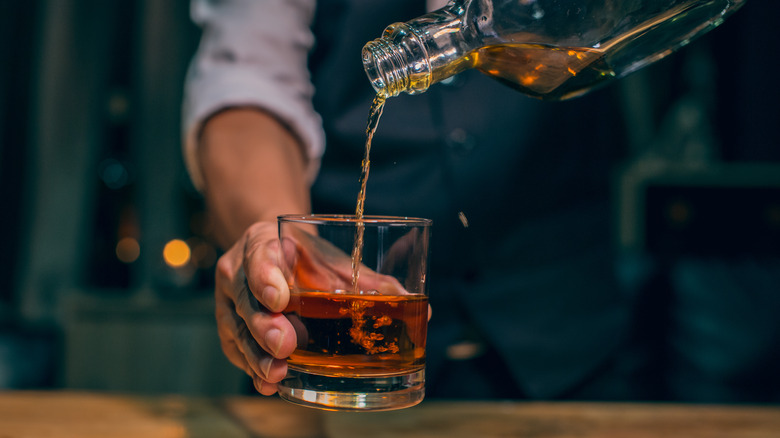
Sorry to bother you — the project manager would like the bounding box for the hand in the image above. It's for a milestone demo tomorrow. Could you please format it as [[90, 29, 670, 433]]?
[[214, 221, 297, 395], [198, 109, 313, 395]]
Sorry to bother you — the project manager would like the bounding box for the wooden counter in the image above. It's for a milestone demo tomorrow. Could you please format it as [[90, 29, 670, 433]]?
[[1, 391, 778, 437]]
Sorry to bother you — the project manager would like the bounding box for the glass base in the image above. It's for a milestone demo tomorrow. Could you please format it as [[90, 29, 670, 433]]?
[[277, 368, 425, 412]]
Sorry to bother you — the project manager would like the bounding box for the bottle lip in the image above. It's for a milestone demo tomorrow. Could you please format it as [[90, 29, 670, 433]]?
[[362, 38, 406, 97], [362, 23, 431, 97]]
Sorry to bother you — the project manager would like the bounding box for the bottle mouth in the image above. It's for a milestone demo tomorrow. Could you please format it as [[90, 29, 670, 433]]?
[[362, 38, 407, 97], [362, 23, 432, 97]]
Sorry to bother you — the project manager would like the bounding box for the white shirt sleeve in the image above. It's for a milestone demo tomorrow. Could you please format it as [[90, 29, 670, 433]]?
[[182, 0, 325, 190]]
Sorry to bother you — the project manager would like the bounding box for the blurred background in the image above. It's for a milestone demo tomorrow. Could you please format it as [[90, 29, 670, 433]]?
[[0, 0, 778, 398], [0, 0, 245, 395]]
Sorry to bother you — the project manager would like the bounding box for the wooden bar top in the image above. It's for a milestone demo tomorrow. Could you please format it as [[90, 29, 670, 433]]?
[[1, 391, 778, 437]]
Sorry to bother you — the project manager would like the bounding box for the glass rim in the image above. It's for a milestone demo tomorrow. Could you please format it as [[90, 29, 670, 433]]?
[[278, 214, 432, 226]]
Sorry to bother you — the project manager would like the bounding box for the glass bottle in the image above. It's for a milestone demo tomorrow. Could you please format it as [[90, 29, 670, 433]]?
[[362, 0, 746, 100]]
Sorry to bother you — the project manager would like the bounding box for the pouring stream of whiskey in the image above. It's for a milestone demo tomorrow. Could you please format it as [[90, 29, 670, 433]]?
[[351, 93, 387, 292]]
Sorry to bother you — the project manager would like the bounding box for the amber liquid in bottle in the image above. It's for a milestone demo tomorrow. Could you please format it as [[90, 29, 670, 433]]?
[[462, 0, 724, 100], [472, 43, 613, 100]]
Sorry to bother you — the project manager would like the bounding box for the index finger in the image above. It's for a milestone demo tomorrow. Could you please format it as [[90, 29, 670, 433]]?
[[242, 222, 290, 313]]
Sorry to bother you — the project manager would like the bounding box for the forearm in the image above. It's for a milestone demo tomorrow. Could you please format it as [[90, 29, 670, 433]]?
[[198, 108, 311, 249]]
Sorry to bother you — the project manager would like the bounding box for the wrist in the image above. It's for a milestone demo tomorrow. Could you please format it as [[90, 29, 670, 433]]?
[[199, 108, 311, 248]]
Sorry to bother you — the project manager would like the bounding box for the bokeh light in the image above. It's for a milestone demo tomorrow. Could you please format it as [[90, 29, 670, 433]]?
[[115, 237, 140, 263], [163, 239, 191, 268]]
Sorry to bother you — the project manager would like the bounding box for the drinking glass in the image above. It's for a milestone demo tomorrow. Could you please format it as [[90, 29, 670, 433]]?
[[276, 214, 432, 411]]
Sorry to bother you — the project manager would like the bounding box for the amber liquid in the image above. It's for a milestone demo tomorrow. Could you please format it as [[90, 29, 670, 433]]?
[[284, 290, 428, 377], [470, 43, 614, 100], [350, 93, 387, 291], [466, 0, 726, 100]]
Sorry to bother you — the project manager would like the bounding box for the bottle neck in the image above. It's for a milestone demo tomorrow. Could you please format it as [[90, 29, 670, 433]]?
[[362, 5, 472, 97], [362, 23, 432, 97]]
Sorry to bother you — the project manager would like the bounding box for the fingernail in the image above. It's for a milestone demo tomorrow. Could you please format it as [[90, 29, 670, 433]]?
[[265, 328, 283, 357], [258, 356, 274, 379], [262, 285, 280, 310], [253, 376, 263, 393]]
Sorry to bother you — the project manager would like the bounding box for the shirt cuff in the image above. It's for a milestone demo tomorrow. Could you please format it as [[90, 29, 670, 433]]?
[[182, 69, 325, 191]]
